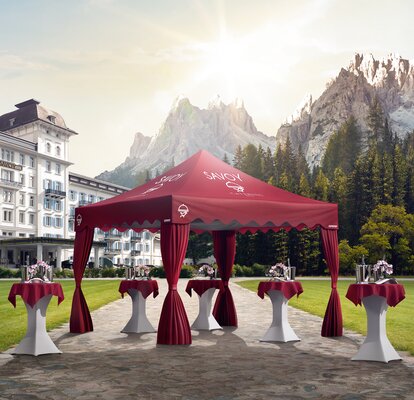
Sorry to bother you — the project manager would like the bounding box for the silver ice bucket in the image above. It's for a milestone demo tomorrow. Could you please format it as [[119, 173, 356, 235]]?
[[288, 267, 296, 281], [356, 265, 369, 283], [125, 267, 134, 280], [21, 266, 29, 282]]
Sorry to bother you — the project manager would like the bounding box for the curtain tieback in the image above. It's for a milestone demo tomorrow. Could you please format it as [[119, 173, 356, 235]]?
[[169, 284, 178, 291], [331, 283, 337, 289], [223, 281, 229, 287]]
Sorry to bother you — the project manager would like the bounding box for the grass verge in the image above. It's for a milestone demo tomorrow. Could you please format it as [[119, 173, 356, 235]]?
[[237, 279, 414, 356], [0, 279, 122, 352]]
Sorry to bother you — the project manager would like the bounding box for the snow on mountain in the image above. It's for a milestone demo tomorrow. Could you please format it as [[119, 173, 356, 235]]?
[[97, 97, 274, 187], [276, 53, 414, 167]]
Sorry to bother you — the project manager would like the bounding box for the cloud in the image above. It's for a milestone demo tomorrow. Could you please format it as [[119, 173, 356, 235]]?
[[0, 53, 52, 72]]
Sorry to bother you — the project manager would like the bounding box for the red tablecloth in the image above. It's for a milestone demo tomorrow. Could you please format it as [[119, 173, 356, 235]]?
[[8, 282, 64, 308], [119, 279, 159, 299], [346, 283, 405, 307], [257, 280, 303, 300], [186, 279, 225, 297]]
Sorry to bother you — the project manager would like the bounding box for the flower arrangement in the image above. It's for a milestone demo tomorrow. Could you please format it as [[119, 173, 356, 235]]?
[[268, 262, 288, 279], [372, 260, 393, 276], [198, 263, 216, 279], [23, 260, 53, 282], [135, 265, 151, 279]]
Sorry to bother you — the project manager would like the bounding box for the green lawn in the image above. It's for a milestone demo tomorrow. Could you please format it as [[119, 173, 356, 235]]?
[[0, 279, 122, 352], [237, 279, 414, 356]]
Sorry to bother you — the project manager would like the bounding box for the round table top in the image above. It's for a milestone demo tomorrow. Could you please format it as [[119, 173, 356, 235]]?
[[257, 280, 303, 300], [119, 279, 159, 299], [346, 283, 405, 307], [8, 282, 64, 308]]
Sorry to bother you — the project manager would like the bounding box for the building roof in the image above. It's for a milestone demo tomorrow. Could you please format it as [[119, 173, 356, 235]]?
[[0, 99, 78, 135]]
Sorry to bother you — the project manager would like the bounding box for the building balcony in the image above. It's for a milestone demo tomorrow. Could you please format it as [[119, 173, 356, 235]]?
[[104, 231, 122, 240], [45, 188, 66, 198], [130, 235, 141, 242], [104, 248, 120, 255], [131, 250, 141, 256], [78, 200, 93, 206], [0, 178, 22, 190]]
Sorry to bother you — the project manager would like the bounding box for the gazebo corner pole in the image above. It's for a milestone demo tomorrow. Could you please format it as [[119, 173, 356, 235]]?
[[157, 222, 192, 344], [212, 230, 238, 327], [69, 226, 94, 333], [320, 228, 343, 337]]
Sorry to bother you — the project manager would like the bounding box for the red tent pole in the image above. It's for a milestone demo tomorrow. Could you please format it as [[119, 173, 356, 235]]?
[[212, 230, 238, 327], [320, 228, 343, 337], [70, 226, 94, 333], [157, 222, 192, 344]]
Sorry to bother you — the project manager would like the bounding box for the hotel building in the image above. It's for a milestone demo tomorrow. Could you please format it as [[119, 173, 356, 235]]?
[[0, 99, 161, 268]]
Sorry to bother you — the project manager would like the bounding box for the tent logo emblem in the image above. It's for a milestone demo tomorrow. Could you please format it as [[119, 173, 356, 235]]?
[[226, 181, 244, 193], [178, 204, 189, 218], [76, 214, 83, 226]]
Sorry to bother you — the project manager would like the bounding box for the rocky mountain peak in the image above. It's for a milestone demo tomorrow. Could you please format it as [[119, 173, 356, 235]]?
[[276, 53, 414, 168], [97, 97, 274, 187]]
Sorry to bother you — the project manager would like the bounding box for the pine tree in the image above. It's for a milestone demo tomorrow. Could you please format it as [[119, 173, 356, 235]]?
[[233, 145, 243, 168], [313, 169, 329, 201], [392, 144, 407, 207], [222, 153, 230, 164]]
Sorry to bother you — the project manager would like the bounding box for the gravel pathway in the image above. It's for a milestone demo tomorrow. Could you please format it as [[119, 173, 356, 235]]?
[[0, 279, 413, 399]]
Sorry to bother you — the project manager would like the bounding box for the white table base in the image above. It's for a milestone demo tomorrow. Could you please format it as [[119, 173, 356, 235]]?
[[191, 288, 222, 331], [261, 290, 300, 343], [352, 295, 401, 363], [121, 289, 156, 333], [13, 295, 61, 356]]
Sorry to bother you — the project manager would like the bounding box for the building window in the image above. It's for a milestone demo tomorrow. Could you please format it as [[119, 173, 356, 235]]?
[[2, 169, 14, 182], [43, 216, 52, 226], [44, 198, 52, 209], [29, 214, 35, 225], [29, 157, 35, 168], [47, 115, 56, 124], [19, 212, 25, 224], [124, 243, 130, 251], [19, 193, 25, 206], [69, 220, 74, 232], [89, 194, 95, 203], [55, 181, 62, 191], [55, 217, 62, 228], [44, 179, 52, 189], [3, 210, 12, 222], [145, 244, 150, 252], [20, 173, 25, 185], [29, 195, 34, 207], [55, 200, 61, 212], [55, 163, 61, 175], [1, 149, 14, 162], [46, 142, 51, 153], [29, 176, 34, 188], [3, 190, 13, 203], [9, 118, 16, 127], [69, 190, 77, 201], [46, 161, 51, 172], [19, 153, 25, 165], [56, 146, 61, 156]]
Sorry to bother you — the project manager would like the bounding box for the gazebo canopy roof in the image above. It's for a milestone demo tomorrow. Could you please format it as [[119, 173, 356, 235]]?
[[75, 150, 338, 233]]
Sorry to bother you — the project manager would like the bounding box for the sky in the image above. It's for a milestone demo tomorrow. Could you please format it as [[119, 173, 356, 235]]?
[[1, 0, 414, 177]]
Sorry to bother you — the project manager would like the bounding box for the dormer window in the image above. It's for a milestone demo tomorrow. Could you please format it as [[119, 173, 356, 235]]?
[[47, 115, 56, 124], [9, 118, 16, 127], [56, 146, 61, 156]]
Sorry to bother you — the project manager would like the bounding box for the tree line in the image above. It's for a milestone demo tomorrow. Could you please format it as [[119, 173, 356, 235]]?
[[227, 98, 414, 275]]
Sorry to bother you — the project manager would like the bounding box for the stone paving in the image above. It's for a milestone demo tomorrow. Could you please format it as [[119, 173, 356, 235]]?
[[1, 279, 413, 399]]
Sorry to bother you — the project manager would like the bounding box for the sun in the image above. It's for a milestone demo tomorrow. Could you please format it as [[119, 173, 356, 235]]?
[[200, 33, 255, 98]]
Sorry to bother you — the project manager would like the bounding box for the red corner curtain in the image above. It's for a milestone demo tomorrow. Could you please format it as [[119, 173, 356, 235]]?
[[212, 230, 238, 327], [320, 228, 343, 337], [70, 227, 94, 333], [157, 222, 192, 345]]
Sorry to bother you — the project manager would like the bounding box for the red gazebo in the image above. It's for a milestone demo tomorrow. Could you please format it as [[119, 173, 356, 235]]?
[[70, 150, 342, 344]]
